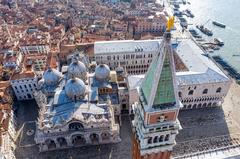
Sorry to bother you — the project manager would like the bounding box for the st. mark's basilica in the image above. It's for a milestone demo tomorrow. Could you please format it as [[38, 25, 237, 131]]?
[[34, 56, 125, 151]]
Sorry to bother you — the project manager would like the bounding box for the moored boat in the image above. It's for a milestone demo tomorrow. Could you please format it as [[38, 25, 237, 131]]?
[[214, 38, 224, 46], [196, 25, 213, 36], [212, 21, 226, 28], [185, 9, 194, 18]]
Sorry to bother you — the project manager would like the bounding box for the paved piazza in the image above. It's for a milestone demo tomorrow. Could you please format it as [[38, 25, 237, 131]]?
[[14, 100, 132, 159], [14, 82, 240, 159], [173, 82, 240, 158]]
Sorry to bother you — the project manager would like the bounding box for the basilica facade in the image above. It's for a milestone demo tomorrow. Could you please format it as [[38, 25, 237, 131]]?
[[34, 56, 121, 152]]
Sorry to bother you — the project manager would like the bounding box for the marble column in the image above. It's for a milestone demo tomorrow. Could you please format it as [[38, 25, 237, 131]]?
[[66, 136, 73, 147]]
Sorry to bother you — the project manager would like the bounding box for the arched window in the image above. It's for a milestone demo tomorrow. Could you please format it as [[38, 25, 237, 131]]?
[[153, 136, 158, 143], [148, 137, 152, 144], [165, 134, 170, 141], [193, 104, 197, 109], [159, 135, 164, 142], [178, 92, 182, 98], [188, 90, 194, 95], [203, 89, 208, 94], [203, 103, 207, 107], [157, 115, 165, 122], [69, 122, 84, 131], [216, 87, 222, 93], [197, 103, 202, 108]]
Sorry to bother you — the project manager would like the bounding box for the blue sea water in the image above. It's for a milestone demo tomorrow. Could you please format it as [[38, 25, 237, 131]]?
[[181, 0, 240, 72]]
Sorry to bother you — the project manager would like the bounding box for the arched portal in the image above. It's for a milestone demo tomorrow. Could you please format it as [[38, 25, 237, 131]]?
[[45, 139, 56, 150], [101, 132, 111, 141], [72, 134, 86, 146], [57, 137, 67, 147], [90, 133, 99, 144]]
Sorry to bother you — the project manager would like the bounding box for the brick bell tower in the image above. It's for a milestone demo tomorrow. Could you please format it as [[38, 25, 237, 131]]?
[[132, 17, 181, 159]]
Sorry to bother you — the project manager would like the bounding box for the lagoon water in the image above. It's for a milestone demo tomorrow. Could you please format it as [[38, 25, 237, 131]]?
[[180, 0, 240, 72]]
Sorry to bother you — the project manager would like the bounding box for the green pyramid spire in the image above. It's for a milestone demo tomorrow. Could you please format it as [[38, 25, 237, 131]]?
[[141, 32, 177, 109]]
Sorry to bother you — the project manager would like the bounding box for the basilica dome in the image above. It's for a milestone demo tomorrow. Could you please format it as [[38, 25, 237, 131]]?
[[67, 58, 87, 80], [95, 64, 110, 81], [65, 78, 86, 100], [43, 68, 62, 86]]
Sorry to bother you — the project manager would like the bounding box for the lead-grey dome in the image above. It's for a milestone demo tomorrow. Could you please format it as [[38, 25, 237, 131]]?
[[43, 68, 62, 86], [67, 58, 87, 80], [65, 78, 86, 100], [95, 64, 110, 81]]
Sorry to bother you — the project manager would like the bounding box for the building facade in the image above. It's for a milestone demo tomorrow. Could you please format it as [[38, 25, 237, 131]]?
[[134, 15, 167, 35], [34, 56, 123, 152], [132, 32, 181, 159], [19, 45, 50, 55], [94, 40, 159, 73], [94, 38, 231, 110], [10, 67, 38, 100], [2, 51, 22, 69], [0, 81, 16, 159]]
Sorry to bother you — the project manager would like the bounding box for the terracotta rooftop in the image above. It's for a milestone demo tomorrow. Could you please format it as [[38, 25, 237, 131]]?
[[11, 68, 35, 80], [0, 81, 12, 135]]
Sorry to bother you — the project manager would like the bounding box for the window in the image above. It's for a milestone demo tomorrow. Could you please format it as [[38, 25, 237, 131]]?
[[216, 87, 222, 93], [69, 122, 84, 131], [147, 137, 152, 144], [159, 135, 164, 142], [162, 126, 167, 129], [178, 92, 182, 98], [153, 136, 158, 143], [188, 90, 194, 95], [165, 134, 170, 141], [157, 115, 165, 122], [149, 128, 154, 132], [197, 103, 202, 108], [203, 89, 208, 94]]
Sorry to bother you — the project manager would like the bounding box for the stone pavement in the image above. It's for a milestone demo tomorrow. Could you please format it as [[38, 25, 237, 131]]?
[[15, 114, 132, 159], [173, 82, 240, 158]]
